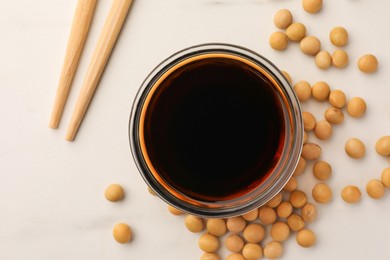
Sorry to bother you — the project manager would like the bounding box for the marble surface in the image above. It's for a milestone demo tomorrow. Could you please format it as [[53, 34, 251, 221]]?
[[1, 0, 390, 259]]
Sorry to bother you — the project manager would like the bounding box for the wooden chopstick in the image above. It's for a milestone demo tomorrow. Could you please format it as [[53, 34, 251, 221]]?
[[65, 0, 133, 141], [49, 0, 97, 129]]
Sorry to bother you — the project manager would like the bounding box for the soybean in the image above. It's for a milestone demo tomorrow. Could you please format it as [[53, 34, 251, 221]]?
[[263, 241, 283, 259], [242, 243, 263, 260], [207, 218, 227, 237], [286, 22, 306, 42], [358, 54, 378, 73], [294, 80, 312, 101], [312, 183, 332, 203], [345, 138, 366, 159], [200, 253, 220, 260], [381, 168, 390, 188], [302, 0, 322, 13], [185, 215, 204, 233], [287, 214, 305, 232], [329, 89, 347, 108], [332, 49, 349, 68], [258, 206, 277, 225], [375, 136, 390, 156], [301, 203, 318, 223], [312, 81, 330, 101], [225, 234, 244, 253], [269, 31, 288, 51], [314, 120, 333, 140], [324, 107, 344, 124], [274, 9, 293, 29], [105, 184, 124, 202], [341, 185, 361, 203], [270, 222, 290, 242], [302, 143, 322, 160], [296, 229, 316, 248], [366, 179, 385, 199], [243, 224, 265, 243], [313, 160, 332, 180], [315, 51, 332, 70], [330, 26, 349, 47], [113, 223, 132, 244], [300, 36, 321, 56], [289, 190, 307, 208], [198, 233, 219, 253], [347, 97, 367, 118], [303, 111, 316, 131], [226, 216, 246, 233]]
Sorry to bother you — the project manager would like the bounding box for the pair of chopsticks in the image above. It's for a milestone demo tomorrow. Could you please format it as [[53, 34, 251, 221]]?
[[49, 0, 133, 141]]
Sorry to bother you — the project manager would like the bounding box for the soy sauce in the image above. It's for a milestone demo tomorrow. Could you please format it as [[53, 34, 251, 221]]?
[[142, 56, 285, 202]]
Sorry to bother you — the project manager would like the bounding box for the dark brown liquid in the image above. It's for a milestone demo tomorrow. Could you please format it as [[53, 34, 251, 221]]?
[[142, 56, 285, 202]]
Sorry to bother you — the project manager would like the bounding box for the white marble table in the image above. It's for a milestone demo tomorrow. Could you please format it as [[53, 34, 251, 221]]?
[[1, 0, 390, 259]]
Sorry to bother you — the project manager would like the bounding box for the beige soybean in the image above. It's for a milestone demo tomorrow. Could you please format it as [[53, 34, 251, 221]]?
[[293, 156, 307, 176], [198, 233, 219, 253], [301, 203, 318, 223], [287, 213, 305, 232], [358, 54, 378, 73], [289, 190, 307, 208], [315, 51, 332, 70], [347, 97, 367, 118], [330, 26, 349, 47], [270, 222, 290, 242], [302, 0, 322, 13], [225, 234, 244, 253], [266, 192, 283, 208], [303, 111, 316, 131], [226, 253, 245, 260], [258, 206, 277, 225], [269, 31, 288, 51], [168, 205, 183, 216], [242, 243, 263, 260], [227, 216, 246, 233], [277, 201, 293, 218], [366, 179, 385, 199], [300, 36, 321, 56], [243, 224, 265, 243], [381, 168, 390, 188], [200, 253, 220, 260], [324, 107, 344, 124], [312, 81, 330, 101], [105, 184, 124, 202], [341, 185, 361, 203], [332, 49, 349, 68], [312, 183, 332, 203], [207, 218, 227, 237], [242, 209, 258, 221], [286, 22, 306, 42], [345, 138, 366, 159], [185, 215, 204, 233], [302, 143, 322, 161], [303, 131, 308, 144], [294, 80, 312, 101], [329, 89, 347, 108], [313, 160, 332, 180], [113, 223, 132, 244], [263, 241, 283, 259], [283, 176, 298, 192], [296, 229, 316, 248], [274, 9, 293, 29], [147, 187, 156, 196], [314, 120, 332, 140], [375, 136, 390, 156], [282, 70, 292, 85]]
